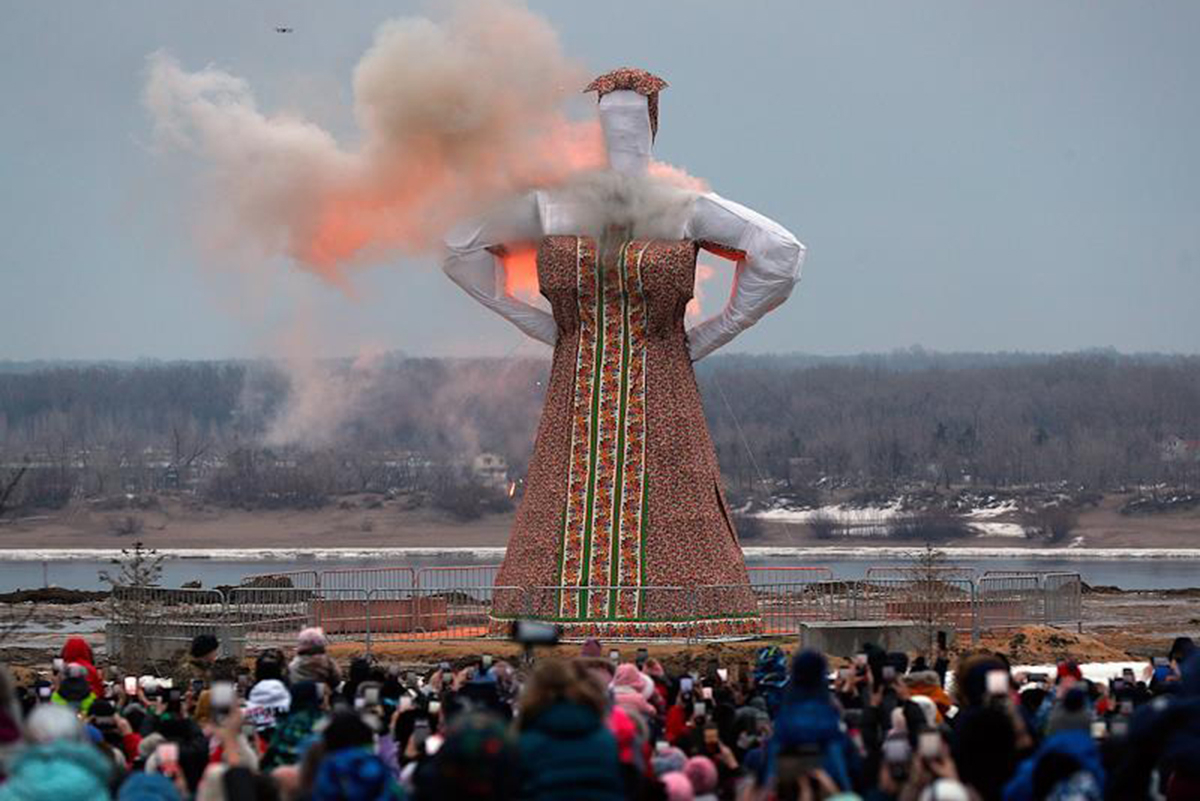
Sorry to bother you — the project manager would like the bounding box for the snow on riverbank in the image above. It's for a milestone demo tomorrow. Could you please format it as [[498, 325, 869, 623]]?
[[753, 498, 1029, 538]]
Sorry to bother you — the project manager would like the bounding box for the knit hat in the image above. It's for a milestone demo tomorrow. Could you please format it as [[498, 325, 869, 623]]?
[[245, 678, 292, 731], [683, 756, 718, 794], [250, 679, 292, 711], [191, 633, 220, 659], [652, 745, 688, 777], [611, 663, 652, 696], [661, 771, 695, 801], [580, 638, 603, 658], [26, 704, 84, 744], [297, 627, 328, 655], [788, 649, 828, 699]]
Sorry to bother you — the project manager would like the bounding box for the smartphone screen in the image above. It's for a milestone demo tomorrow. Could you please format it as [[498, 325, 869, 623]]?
[[364, 687, 380, 705], [156, 742, 180, 773], [210, 682, 235, 711], [702, 687, 713, 700], [716, 668, 728, 682], [428, 700, 441, 716], [609, 649, 620, 664], [124, 677, 138, 695], [680, 677, 694, 694], [693, 701, 706, 718], [986, 670, 1009, 697]]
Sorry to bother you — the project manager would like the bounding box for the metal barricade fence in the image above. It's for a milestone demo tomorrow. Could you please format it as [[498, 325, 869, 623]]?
[[367, 586, 522, 643], [320, 567, 417, 592], [206, 567, 1090, 647], [746, 566, 834, 586], [227, 586, 317, 649], [1043, 572, 1082, 627], [864, 565, 974, 581], [854, 577, 976, 632], [309, 589, 373, 645], [743, 582, 834, 635], [107, 586, 229, 661], [415, 565, 501, 591], [976, 574, 1043, 630], [239, 570, 321, 590]]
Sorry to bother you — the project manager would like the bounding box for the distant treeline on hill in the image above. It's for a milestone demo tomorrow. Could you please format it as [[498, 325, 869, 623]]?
[[0, 351, 1198, 511]]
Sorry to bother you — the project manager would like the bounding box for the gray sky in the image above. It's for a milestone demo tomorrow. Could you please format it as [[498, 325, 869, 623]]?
[[2, 1, 1198, 360]]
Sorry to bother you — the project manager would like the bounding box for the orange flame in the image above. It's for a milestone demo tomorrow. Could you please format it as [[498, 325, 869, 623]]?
[[500, 245, 540, 302]]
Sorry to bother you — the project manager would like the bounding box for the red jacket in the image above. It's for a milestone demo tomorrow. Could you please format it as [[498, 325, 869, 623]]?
[[61, 637, 104, 697]]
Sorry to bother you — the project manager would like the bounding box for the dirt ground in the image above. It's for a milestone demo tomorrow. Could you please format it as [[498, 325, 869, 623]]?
[[0, 491, 1195, 551], [3, 590, 1196, 675]]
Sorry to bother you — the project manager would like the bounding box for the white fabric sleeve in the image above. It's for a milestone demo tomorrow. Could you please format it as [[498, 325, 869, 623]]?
[[441, 193, 557, 347], [684, 192, 806, 361]]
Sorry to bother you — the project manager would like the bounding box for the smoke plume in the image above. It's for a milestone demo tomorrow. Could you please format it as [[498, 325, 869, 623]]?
[[144, 0, 717, 448], [144, 0, 603, 287]]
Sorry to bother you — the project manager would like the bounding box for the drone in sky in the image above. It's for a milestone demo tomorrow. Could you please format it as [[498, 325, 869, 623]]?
[[275, 27, 293, 34]]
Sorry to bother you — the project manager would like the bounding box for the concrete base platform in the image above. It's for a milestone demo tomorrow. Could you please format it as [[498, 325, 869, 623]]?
[[799, 620, 956, 657]]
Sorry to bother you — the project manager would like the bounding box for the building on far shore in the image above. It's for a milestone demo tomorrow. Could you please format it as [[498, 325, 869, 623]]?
[[472, 453, 509, 490]]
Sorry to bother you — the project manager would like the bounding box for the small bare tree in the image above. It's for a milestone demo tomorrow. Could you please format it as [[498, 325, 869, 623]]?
[[904, 544, 957, 657], [0, 466, 27, 518], [100, 541, 165, 671]]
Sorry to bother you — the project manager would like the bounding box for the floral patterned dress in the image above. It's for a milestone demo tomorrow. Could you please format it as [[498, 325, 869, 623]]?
[[492, 233, 760, 638]]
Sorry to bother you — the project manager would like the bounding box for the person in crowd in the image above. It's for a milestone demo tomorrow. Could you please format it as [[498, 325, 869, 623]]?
[[263, 681, 323, 771], [4, 623, 1200, 800], [59, 637, 104, 698], [0, 705, 113, 800], [289, 629, 341, 689], [765, 649, 858, 795], [515, 658, 624, 800], [188, 634, 221, 686]]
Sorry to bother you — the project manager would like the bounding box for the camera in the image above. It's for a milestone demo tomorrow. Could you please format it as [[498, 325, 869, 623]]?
[[510, 620, 560, 646]]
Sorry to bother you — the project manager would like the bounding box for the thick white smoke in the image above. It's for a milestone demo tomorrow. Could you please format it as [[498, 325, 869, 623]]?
[[144, 0, 603, 286]]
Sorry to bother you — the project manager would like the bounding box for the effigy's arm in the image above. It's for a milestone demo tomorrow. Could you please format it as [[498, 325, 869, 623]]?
[[441, 194, 557, 347], [684, 193, 806, 361]]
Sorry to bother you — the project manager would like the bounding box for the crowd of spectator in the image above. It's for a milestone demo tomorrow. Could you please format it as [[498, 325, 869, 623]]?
[[0, 628, 1197, 800]]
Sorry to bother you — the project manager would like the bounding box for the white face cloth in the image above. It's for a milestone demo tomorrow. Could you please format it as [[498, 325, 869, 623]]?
[[442, 91, 806, 360]]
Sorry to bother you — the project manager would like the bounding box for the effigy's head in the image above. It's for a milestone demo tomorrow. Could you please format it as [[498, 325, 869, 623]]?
[[585, 67, 668, 141]]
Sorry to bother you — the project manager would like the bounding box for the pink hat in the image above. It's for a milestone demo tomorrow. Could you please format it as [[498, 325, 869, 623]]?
[[661, 771, 695, 801], [612, 663, 650, 693], [683, 756, 718, 794], [296, 627, 327, 654]]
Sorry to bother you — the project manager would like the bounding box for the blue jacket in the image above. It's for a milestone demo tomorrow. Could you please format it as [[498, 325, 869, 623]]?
[[766, 696, 855, 792], [1002, 730, 1105, 801], [517, 701, 623, 801], [0, 740, 113, 801]]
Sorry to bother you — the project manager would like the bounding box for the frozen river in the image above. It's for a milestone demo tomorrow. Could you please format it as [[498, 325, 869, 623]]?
[[0, 547, 1198, 592]]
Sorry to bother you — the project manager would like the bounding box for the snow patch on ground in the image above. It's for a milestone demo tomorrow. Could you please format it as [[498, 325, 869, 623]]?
[[970, 522, 1028, 538]]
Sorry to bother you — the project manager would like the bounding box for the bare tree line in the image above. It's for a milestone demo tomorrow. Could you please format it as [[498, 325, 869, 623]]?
[[1, 352, 1198, 514]]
